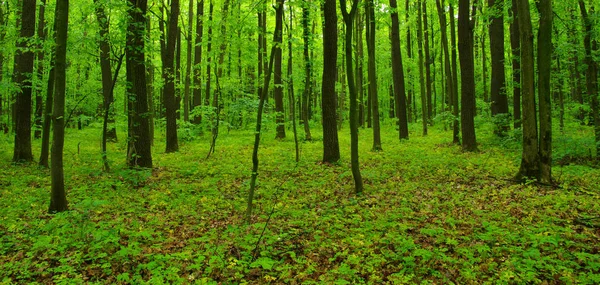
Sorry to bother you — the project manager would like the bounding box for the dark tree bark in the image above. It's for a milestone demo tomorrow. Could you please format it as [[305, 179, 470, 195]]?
[[515, 0, 539, 180], [39, 26, 56, 167], [509, 0, 521, 129], [450, 4, 460, 143], [126, 0, 153, 168], [458, 0, 477, 151], [356, 10, 365, 127], [12, 0, 36, 162], [94, 0, 117, 142], [488, 0, 509, 135], [340, 0, 364, 194], [366, 0, 381, 150], [49, 0, 68, 213], [164, 0, 180, 153], [287, 7, 299, 161], [322, 0, 340, 163], [406, 1, 414, 123], [423, 1, 433, 122], [184, 0, 194, 122], [579, 1, 599, 157], [537, 0, 552, 183], [34, 0, 46, 139], [389, 0, 408, 140], [274, 0, 286, 139], [205, 2, 213, 107], [0, 2, 5, 134], [192, 0, 204, 124], [301, 1, 312, 140], [417, 0, 427, 136], [436, 0, 457, 143]]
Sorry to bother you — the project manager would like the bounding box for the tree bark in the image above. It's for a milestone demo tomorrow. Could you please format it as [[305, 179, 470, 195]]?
[[366, 0, 381, 150], [49, 0, 68, 213], [509, 0, 521, 129], [164, 0, 180, 153], [423, 1, 433, 122], [322, 0, 340, 163], [12, 0, 36, 162], [94, 0, 117, 142], [389, 0, 408, 140], [537, 0, 552, 183], [34, 0, 46, 139], [489, 0, 509, 135], [417, 0, 428, 136], [192, 0, 204, 124], [274, 0, 286, 139], [184, 0, 194, 123], [579, 1, 600, 157], [458, 0, 477, 151], [450, 4, 460, 144], [302, 2, 312, 140], [436, 0, 457, 142]]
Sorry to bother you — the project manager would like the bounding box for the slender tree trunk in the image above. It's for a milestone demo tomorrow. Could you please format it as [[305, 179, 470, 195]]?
[[0, 2, 5, 134], [458, 0, 477, 151], [274, 0, 286, 139], [366, 0, 381, 150], [417, 0, 427, 136], [184, 0, 194, 122], [537, 0, 552, 183], [322, 0, 340, 163], [389, 0, 408, 140], [39, 35, 55, 167], [509, 0, 521, 129], [423, 1, 433, 122], [302, 2, 312, 140], [450, 4, 460, 143], [489, 0, 509, 135], [34, 0, 46, 139], [341, 0, 364, 194], [192, 0, 204, 124], [163, 0, 180, 152], [515, 0, 539, 180], [205, 2, 213, 108], [49, 0, 68, 213], [405, 1, 414, 123], [436, 0, 457, 142], [12, 0, 36, 162], [356, 10, 365, 127], [579, 1, 600, 157], [287, 7, 299, 161], [94, 0, 117, 143], [176, 28, 182, 120], [146, 17, 155, 145]]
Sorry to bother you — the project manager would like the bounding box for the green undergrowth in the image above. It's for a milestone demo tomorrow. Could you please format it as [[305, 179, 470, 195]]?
[[1, 120, 599, 284]]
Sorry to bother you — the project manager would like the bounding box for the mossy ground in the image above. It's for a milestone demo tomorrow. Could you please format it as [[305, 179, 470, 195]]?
[[1, 119, 599, 284]]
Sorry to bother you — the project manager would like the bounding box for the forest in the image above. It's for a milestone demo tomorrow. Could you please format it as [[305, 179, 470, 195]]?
[[1, 0, 600, 283]]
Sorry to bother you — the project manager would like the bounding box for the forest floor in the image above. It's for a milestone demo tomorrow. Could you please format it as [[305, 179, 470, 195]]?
[[1, 119, 599, 284]]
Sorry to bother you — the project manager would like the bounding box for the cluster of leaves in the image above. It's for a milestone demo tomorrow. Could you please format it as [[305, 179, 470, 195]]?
[[0, 121, 599, 284]]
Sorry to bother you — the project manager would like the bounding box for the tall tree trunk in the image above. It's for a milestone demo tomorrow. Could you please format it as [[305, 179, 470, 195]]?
[[537, 0, 552, 183], [341, 0, 364, 194], [126, 0, 153, 168], [146, 16, 155, 145], [450, 4, 460, 144], [205, 2, 213, 107], [164, 0, 180, 153], [0, 2, 5, 133], [458, 0, 477, 151], [302, 2, 312, 140], [34, 0, 46, 139], [489, 0, 509, 135], [579, 1, 600, 157], [515, 0, 539, 180], [322, 0, 340, 163], [389, 0, 408, 140], [192, 0, 204, 124], [287, 7, 299, 161], [367, 0, 381, 150], [12, 0, 36, 162], [423, 1, 433, 122], [274, 0, 286, 139], [406, 1, 414, 123], [417, 0, 428, 136], [509, 0, 521, 129], [49, 0, 68, 213], [184, 0, 194, 122], [176, 28, 182, 120], [436, 0, 457, 142], [39, 26, 55, 167], [94, 0, 117, 143]]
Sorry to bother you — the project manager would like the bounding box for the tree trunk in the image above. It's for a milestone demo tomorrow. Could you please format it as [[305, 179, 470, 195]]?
[[302, 2, 312, 140], [436, 0, 457, 142], [49, 0, 68, 213], [184, 0, 194, 123], [515, 0, 539, 180], [458, 0, 477, 151], [0, 2, 5, 134], [367, 0, 381, 150], [322, 0, 340, 163], [340, 0, 364, 194], [356, 10, 365, 127], [94, 0, 117, 142], [34, 0, 46, 140], [579, 1, 600, 157], [417, 0, 428, 136], [205, 2, 213, 108], [406, 1, 414, 123], [389, 0, 409, 140], [489, 0, 509, 135], [164, 0, 180, 153], [274, 0, 286, 139], [537, 0, 552, 183], [450, 4, 460, 144], [509, 0, 521, 129], [192, 0, 204, 124], [287, 7, 299, 161], [126, 0, 153, 168], [423, 1, 433, 122], [12, 0, 36, 162]]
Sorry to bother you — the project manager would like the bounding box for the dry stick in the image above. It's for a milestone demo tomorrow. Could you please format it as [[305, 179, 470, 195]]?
[[102, 53, 125, 172]]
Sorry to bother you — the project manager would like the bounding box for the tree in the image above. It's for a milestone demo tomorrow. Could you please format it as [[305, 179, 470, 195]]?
[[12, 0, 36, 162], [389, 0, 408, 140], [164, 0, 180, 153], [509, 0, 521, 129], [366, 0, 381, 150], [322, 0, 340, 163], [488, 0, 509, 135], [94, 0, 117, 142], [515, 0, 539, 179], [0, 2, 5, 133], [579, 0, 599, 158], [184, 0, 194, 123], [423, 1, 433, 122], [340, 0, 364, 194], [126, 0, 153, 168], [301, 1, 312, 141], [436, 0, 457, 143], [192, 0, 204, 124], [417, 0, 427, 136], [274, 0, 286, 139], [34, 0, 47, 140], [49, 0, 69, 213], [537, 0, 552, 183], [458, 0, 477, 151]]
